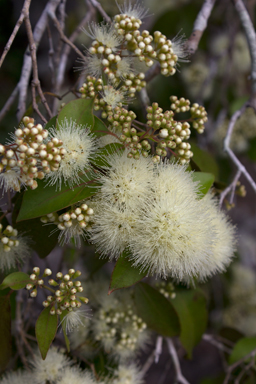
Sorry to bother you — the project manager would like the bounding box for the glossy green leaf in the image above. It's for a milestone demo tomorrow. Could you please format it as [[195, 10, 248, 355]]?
[[0, 272, 30, 290], [44, 115, 57, 131], [134, 282, 180, 337], [12, 193, 58, 258], [190, 143, 219, 179], [229, 337, 256, 365], [0, 296, 12, 372], [59, 310, 70, 352], [36, 306, 58, 360], [92, 115, 108, 137], [109, 251, 147, 294], [248, 138, 256, 161], [57, 98, 94, 128], [172, 289, 208, 358], [192, 172, 215, 196], [17, 173, 99, 221]]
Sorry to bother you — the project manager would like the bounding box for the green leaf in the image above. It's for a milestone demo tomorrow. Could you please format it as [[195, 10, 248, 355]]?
[[92, 115, 108, 137], [12, 193, 58, 258], [248, 138, 256, 161], [134, 282, 180, 337], [190, 143, 219, 179], [17, 173, 99, 221], [0, 296, 12, 372], [0, 272, 30, 290], [171, 289, 208, 358], [109, 251, 147, 294], [192, 172, 215, 196], [229, 337, 256, 365], [57, 98, 94, 128], [35, 306, 58, 360], [44, 115, 57, 131], [59, 310, 70, 352]]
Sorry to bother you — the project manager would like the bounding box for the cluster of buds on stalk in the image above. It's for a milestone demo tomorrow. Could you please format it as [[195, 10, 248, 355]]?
[[40, 201, 94, 247], [0, 224, 19, 252], [155, 281, 176, 300], [26, 267, 89, 315], [0, 116, 66, 191]]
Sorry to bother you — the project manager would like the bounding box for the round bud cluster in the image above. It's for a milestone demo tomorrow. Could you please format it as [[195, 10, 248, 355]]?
[[95, 304, 147, 354], [170, 96, 190, 113], [126, 30, 155, 68], [26, 267, 89, 315], [155, 281, 176, 300], [26, 266, 47, 298], [0, 224, 19, 253], [122, 72, 146, 97], [79, 76, 103, 100], [0, 116, 66, 191], [190, 103, 208, 134], [114, 13, 143, 34], [154, 31, 178, 76], [40, 202, 94, 247], [107, 106, 136, 131], [236, 181, 246, 197], [146, 103, 175, 132]]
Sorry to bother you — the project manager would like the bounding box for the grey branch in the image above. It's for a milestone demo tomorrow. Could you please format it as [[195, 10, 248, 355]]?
[[186, 0, 216, 56], [0, 0, 31, 69], [89, 0, 112, 23], [16, 0, 62, 122], [166, 338, 190, 384], [233, 0, 256, 97]]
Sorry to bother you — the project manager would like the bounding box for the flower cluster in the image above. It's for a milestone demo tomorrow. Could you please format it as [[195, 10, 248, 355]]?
[[40, 201, 94, 247], [0, 347, 145, 384], [0, 224, 30, 271], [0, 117, 97, 192], [26, 267, 89, 322], [70, 278, 150, 361], [155, 281, 176, 300], [90, 152, 236, 283]]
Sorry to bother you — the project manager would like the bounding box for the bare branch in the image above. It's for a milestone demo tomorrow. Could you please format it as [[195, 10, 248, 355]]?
[[233, 0, 256, 97], [89, 0, 111, 23], [16, 0, 62, 121], [219, 170, 241, 207], [186, 0, 216, 56], [48, 10, 85, 60], [203, 334, 233, 354], [223, 347, 256, 384], [155, 336, 163, 363], [0, 0, 31, 69], [166, 338, 190, 384]]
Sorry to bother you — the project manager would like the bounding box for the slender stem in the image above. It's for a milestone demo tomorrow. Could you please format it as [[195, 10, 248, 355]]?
[[166, 338, 190, 384]]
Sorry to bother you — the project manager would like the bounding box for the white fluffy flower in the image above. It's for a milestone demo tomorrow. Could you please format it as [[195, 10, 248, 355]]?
[[116, 57, 134, 79], [80, 53, 103, 78], [30, 348, 72, 384], [85, 22, 122, 50], [111, 364, 144, 384], [0, 233, 31, 271], [116, 0, 149, 21], [197, 193, 236, 279], [46, 118, 97, 190], [0, 168, 25, 193], [90, 202, 139, 259], [102, 85, 128, 109], [98, 150, 153, 209], [0, 370, 33, 384], [57, 367, 98, 384], [171, 32, 189, 64], [60, 309, 92, 333], [129, 192, 215, 282], [98, 128, 121, 148]]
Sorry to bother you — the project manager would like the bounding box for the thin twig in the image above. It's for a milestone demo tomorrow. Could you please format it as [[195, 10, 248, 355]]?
[[186, 0, 216, 56], [223, 347, 256, 384], [233, 0, 256, 97], [219, 170, 241, 206], [222, 103, 256, 202], [16, 0, 62, 121], [0, 0, 31, 69], [141, 336, 163, 376], [166, 338, 190, 384], [234, 358, 255, 384], [203, 334, 232, 354], [89, 0, 111, 23], [46, 22, 56, 87], [48, 10, 85, 60], [155, 336, 163, 363], [24, 14, 52, 122]]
